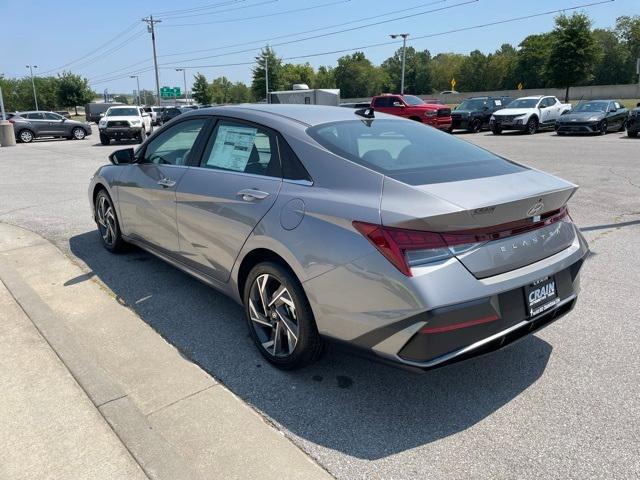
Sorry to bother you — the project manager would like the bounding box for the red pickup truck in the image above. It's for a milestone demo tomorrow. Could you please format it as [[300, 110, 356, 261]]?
[[370, 94, 452, 131]]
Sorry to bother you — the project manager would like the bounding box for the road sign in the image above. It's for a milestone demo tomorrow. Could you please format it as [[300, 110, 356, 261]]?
[[160, 86, 181, 97], [450, 78, 456, 89], [517, 82, 524, 90]]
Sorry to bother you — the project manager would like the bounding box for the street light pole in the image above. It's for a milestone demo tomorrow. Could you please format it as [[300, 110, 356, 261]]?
[[264, 45, 270, 103], [175, 68, 188, 105], [142, 15, 162, 106], [130, 75, 140, 105], [389, 34, 409, 95], [26, 65, 39, 110]]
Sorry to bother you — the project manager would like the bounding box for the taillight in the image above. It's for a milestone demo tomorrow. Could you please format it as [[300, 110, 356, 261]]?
[[353, 207, 571, 277], [353, 222, 483, 276]]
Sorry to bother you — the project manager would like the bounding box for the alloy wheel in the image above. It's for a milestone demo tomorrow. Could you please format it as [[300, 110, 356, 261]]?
[[96, 195, 117, 247], [72, 127, 85, 140], [248, 273, 299, 358], [19, 130, 34, 143]]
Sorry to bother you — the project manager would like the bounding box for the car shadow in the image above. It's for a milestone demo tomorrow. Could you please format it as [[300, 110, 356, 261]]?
[[91, 139, 140, 148], [69, 230, 553, 460]]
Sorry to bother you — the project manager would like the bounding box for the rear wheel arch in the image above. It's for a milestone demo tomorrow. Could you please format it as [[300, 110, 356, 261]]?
[[237, 248, 299, 301]]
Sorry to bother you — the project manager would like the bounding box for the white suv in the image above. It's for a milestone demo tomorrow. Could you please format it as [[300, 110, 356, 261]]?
[[98, 106, 152, 145], [490, 96, 572, 134]]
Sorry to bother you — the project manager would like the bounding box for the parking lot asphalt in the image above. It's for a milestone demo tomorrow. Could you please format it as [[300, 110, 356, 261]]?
[[1, 130, 639, 479]]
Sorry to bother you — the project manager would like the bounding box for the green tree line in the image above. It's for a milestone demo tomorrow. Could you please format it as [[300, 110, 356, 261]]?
[[0, 72, 95, 113]]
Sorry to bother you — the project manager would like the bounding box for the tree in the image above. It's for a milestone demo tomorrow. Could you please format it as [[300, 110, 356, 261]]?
[[546, 13, 597, 101], [313, 66, 335, 88], [191, 73, 212, 104], [457, 50, 489, 91], [334, 52, 387, 98], [279, 62, 315, 90], [486, 44, 519, 90], [381, 47, 432, 94], [57, 72, 94, 115], [515, 33, 553, 89], [210, 76, 233, 104], [113, 95, 129, 104], [429, 53, 465, 92], [229, 81, 253, 103], [615, 15, 640, 82], [251, 46, 282, 101], [592, 29, 631, 85]]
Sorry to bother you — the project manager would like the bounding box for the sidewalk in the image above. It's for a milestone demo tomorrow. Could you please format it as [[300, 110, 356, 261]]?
[[0, 223, 332, 480]]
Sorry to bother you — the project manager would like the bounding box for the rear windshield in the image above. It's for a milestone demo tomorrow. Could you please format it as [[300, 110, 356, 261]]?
[[307, 119, 526, 185]]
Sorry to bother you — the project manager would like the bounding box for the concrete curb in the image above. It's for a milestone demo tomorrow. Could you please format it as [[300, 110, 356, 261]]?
[[0, 223, 333, 480]]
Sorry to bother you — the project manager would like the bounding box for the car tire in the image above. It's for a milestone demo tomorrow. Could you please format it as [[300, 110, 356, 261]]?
[[94, 190, 127, 253], [491, 126, 502, 135], [469, 119, 482, 133], [18, 129, 35, 143], [627, 130, 638, 138], [619, 120, 627, 132], [71, 127, 86, 140], [599, 120, 608, 135], [244, 262, 324, 370], [99, 133, 110, 145], [525, 117, 538, 135]]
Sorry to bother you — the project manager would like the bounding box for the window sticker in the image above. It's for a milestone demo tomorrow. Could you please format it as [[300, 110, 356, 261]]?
[[494, 100, 502, 106], [208, 124, 258, 171]]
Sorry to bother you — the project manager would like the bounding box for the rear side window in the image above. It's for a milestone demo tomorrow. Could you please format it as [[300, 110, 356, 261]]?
[[278, 137, 311, 182], [25, 112, 44, 119], [373, 97, 395, 107], [307, 119, 526, 185]]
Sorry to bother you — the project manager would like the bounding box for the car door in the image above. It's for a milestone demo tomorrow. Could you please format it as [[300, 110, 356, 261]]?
[[43, 112, 68, 135], [175, 118, 282, 283], [373, 96, 402, 117], [116, 117, 210, 255], [24, 112, 48, 135], [139, 107, 151, 131], [539, 97, 555, 125]]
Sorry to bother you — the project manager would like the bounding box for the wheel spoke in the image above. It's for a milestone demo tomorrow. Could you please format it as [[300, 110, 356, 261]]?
[[249, 299, 272, 328], [272, 322, 281, 356], [256, 274, 270, 315]]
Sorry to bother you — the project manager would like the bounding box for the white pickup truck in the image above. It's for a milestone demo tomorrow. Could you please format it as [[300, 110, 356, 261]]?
[[490, 95, 572, 134], [98, 106, 152, 145]]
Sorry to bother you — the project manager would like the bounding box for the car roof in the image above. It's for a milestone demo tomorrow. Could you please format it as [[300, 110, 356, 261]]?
[[518, 95, 546, 100], [184, 104, 402, 127]]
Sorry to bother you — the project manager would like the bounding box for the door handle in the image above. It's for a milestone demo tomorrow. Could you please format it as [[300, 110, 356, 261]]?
[[157, 178, 176, 188], [237, 188, 270, 201]]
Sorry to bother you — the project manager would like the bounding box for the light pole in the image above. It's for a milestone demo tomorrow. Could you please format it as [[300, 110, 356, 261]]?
[[26, 65, 39, 110], [142, 15, 162, 106], [175, 68, 188, 105], [130, 75, 140, 105], [389, 34, 409, 95]]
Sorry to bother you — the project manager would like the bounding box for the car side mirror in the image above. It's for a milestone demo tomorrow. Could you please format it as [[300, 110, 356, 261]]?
[[99, 113, 105, 117], [392, 102, 404, 108], [109, 148, 135, 164], [637, 102, 640, 108], [609, 107, 617, 113], [539, 104, 546, 109]]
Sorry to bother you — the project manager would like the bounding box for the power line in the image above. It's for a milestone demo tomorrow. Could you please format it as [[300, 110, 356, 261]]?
[[88, 0, 444, 81], [63, 29, 146, 74], [160, 0, 476, 64], [39, 21, 140, 75], [153, 0, 243, 17], [158, 0, 277, 21], [160, 0, 352, 27]]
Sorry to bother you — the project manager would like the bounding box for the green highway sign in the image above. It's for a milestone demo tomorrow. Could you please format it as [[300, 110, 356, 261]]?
[[160, 86, 181, 97]]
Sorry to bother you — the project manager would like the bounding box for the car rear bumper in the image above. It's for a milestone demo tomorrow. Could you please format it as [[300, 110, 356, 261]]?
[[304, 224, 589, 371]]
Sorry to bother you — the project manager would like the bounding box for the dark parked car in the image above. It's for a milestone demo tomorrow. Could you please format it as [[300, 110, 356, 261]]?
[[85, 102, 125, 124], [555, 100, 628, 135], [450, 96, 513, 133], [11, 111, 92, 143], [160, 107, 184, 123], [626, 102, 640, 138]]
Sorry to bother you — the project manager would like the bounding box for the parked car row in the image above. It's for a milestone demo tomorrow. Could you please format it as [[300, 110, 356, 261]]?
[[355, 93, 639, 138]]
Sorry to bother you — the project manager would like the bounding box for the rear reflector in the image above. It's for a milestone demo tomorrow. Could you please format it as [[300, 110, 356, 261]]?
[[353, 207, 570, 276], [419, 314, 499, 334]]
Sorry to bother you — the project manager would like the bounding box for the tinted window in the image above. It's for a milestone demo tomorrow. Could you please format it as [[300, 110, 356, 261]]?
[[43, 112, 63, 120], [279, 137, 311, 182], [573, 101, 608, 113], [201, 121, 280, 177], [508, 98, 539, 108], [373, 97, 395, 108], [25, 112, 44, 120], [106, 107, 138, 116], [307, 119, 526, 185], [456, 99, 487, 110], [403, 95, 424, 106], [143, 119, 206, 166]]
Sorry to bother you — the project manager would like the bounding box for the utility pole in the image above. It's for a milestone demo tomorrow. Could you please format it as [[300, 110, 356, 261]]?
[[264, 45, 269, 103], [390, 34, 409, 95], [130, 75, 140, 105], [142, 15, 162, 106], [26, 65, 39, 110], [176, 68, 188, 104]]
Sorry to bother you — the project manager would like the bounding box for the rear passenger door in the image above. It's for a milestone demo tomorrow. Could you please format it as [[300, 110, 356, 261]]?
[[24, 112, 47, 135], [176, 118, 282, 283]]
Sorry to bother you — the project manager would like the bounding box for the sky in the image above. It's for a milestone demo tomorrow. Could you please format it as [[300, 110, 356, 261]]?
[[1, 0, 637, 94]]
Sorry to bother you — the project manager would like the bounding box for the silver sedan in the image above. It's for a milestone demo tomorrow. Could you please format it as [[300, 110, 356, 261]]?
[[88, 105, 588, 370]]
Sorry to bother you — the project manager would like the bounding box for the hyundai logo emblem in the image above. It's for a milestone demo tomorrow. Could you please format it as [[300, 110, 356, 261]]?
[[527, 201, 545, 217]]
